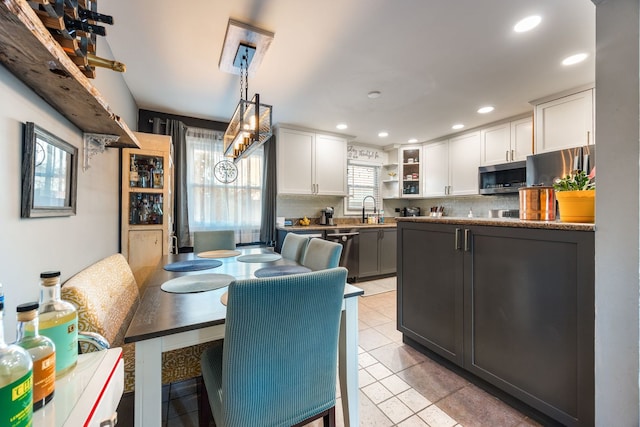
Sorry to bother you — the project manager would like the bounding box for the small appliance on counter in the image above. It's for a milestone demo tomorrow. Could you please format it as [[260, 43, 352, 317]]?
[[401, 207, 421, 217], [320, 207, 334, 225]]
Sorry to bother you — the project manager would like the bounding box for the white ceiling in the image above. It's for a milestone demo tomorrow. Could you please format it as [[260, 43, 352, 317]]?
[[100, 0, 595, 147]]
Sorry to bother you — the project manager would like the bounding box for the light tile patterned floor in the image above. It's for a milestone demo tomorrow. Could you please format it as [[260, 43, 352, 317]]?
[[117, 286, 545, 427]]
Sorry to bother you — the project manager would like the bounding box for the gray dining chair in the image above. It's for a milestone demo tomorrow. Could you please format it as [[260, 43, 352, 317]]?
[[193, 230, 236, 253], [301, 238, 342, 271], [280, 233, 310, 263], [200, 267, 348, 427]]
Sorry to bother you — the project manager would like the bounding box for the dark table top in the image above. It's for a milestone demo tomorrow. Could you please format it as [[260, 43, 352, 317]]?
[[124, 248, 363, 343]]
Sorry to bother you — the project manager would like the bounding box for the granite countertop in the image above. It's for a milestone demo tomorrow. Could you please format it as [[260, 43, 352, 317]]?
[[278, 222, 397, 231], [395, 216, 595, 231]]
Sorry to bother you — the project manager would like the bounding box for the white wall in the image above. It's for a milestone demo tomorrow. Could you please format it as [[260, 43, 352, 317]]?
[[0, 41, 137, 335], [594, 0, 640, 424]]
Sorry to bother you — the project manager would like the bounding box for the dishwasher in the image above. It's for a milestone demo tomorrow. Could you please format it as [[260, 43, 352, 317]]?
[[324, 229, 359, 283]]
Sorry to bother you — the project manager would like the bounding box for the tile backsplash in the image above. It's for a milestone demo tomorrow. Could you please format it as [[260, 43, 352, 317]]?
[[277, 194, 520, 221]]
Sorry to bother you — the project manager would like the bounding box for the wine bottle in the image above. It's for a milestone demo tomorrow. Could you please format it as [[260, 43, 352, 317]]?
[[63, 15, 106, 36], [87, 53, 126, 72], [78, 7, 114, 25]]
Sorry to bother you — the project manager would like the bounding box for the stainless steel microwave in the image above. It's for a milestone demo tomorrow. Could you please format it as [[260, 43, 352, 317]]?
[[478, 161, 527, 195]]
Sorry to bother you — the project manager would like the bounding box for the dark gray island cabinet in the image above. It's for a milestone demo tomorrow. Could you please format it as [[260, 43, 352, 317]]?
[[397, 219, 594, 427]]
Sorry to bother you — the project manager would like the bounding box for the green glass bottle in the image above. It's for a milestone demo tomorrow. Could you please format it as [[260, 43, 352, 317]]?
[[0, 292, 33, 427]]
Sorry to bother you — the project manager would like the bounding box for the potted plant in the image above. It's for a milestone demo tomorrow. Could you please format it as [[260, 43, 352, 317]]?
[[552, 167, 596, 223]]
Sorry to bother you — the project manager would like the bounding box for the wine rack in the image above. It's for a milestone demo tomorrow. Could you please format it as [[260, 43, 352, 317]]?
[[28, 0, 116, 78], [0, 0, 139, 147]]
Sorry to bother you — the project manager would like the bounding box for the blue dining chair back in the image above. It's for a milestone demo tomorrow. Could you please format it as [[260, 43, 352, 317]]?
[[280, 233, 310, 263], [193, 230, 236, 253], [301, 238, 343, 271], [200, 267, 348, 427]]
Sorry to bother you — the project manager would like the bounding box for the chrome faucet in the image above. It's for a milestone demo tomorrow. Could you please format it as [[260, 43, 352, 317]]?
[[362, 195, 377, 223]]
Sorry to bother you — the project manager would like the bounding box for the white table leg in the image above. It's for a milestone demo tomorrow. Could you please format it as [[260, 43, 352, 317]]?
[[339, 296, 360, 427], [134, 338, 163, 427]]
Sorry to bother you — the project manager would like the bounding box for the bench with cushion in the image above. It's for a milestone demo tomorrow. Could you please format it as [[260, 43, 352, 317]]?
[[61, 253, 216, 393]]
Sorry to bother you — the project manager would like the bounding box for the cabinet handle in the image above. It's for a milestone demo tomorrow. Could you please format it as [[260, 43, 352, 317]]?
[[511, 149, 515, 161], [587, 131, 591, 145], [464, 229, 471, 252], [505, 150, 509, 162], [455, 228, 461, 250]]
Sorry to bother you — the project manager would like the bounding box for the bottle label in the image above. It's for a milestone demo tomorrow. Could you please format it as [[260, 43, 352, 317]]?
[[33, 351, 55, 404], [40, 317, 77, 374], [0, 371, 33, 427]]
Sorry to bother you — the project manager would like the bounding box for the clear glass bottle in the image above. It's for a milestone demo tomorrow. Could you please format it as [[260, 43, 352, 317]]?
[[38, 271, 77, 378], [129, 154, 138, 187], [0, 294, 33, 427], [153, 157, 164, 188], [15, 302, 55, 410]]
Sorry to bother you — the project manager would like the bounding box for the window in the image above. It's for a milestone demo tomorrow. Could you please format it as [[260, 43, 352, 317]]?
[[185, 127, 263, 244], [346, 160, 381, 214]]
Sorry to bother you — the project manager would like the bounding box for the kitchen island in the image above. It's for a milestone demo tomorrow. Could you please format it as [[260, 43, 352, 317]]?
[[396, 217, 594, 427]]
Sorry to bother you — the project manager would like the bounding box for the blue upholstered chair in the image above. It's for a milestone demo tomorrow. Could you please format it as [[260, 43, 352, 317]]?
[[280, 233, 310, 263], [193, 230, 236, 253], [301, 238, 342, 271], [200, 267, 348, 427]]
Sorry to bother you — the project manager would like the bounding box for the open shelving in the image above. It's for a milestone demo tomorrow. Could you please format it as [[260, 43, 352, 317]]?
[[0, 0, 139, 148]]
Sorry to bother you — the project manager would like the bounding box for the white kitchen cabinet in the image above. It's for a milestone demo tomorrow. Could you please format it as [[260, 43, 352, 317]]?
[[276, 127, 347, 195], [423, 140, 449, 197], [449, 131, 481, 195], [400, 146, 422, 197], [480, 117, 533, 166], [423, 132, 480, 197], [534, 88, 594, 153]]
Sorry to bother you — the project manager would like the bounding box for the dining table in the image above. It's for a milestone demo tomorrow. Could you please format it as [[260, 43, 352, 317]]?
[[124, 247, 363, 427]]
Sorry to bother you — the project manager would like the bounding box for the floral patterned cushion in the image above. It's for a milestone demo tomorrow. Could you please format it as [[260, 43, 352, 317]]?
[[62, 253, 218, 393]]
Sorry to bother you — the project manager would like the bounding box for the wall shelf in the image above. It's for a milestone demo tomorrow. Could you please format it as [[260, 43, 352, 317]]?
[[0, 0, 139, 148]]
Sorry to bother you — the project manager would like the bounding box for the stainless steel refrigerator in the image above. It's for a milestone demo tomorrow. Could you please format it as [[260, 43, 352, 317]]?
[[526, 145, 596, 186]]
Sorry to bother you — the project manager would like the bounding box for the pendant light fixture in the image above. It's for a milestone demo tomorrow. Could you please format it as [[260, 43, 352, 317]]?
[[220, 20, 274, 163]]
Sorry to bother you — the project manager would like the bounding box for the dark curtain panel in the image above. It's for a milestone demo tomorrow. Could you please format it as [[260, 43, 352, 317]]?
[[260, 136, 277, 246], [152, 118, 191, 249]]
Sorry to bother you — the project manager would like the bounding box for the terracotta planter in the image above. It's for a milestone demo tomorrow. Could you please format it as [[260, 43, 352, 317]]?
[[556, 190, 595, 223]]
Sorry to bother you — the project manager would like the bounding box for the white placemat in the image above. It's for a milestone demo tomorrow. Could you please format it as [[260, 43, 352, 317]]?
[[197, 250, 241, 258], [236, 253, 283, 263], [160, 273, 235, 294]]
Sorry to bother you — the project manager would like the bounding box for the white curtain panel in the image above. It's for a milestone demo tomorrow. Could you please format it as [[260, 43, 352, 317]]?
[[185, 127, 263, 244]]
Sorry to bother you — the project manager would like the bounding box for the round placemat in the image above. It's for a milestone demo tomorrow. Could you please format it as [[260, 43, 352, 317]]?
[[254, 265, 312, 278], [236, 253, 283, 263], [160, 273, 235, 294], [197, 250, 241, 259], [163, 259, 222, 272]]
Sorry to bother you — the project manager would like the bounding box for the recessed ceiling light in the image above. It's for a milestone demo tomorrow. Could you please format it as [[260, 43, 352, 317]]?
[[452, 124, 464, 130], [477, 106, 495, 114], [562, 53, 588, 66], [408, 138, 418, 143], [336, 123, 348, 130], [378, 131, 389, 138], [514, 15, 541, 33], [368, 91, 381, 99]]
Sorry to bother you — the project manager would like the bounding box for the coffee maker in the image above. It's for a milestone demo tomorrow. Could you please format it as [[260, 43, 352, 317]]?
[[320, 207, 334, 225]]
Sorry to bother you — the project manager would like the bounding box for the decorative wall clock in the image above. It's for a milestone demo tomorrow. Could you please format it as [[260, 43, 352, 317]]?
[[214, 160, 238, 184]]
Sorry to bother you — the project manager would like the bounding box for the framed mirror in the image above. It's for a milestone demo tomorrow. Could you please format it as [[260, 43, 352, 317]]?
[[21, 122, 78, 218]]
